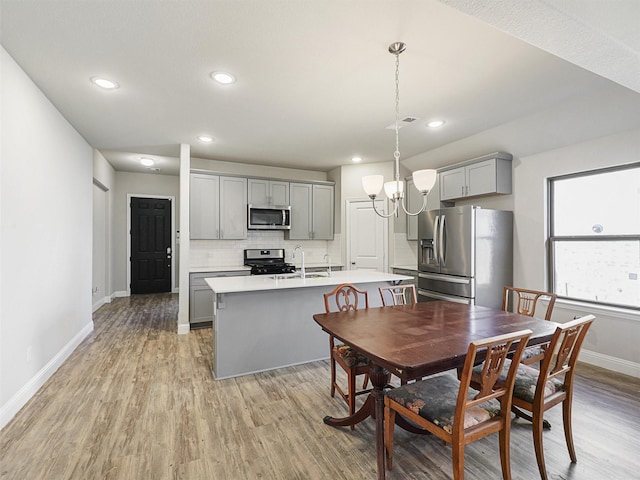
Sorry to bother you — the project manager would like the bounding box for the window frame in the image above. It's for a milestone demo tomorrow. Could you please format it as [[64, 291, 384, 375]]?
[[547, 162, 640, 311]]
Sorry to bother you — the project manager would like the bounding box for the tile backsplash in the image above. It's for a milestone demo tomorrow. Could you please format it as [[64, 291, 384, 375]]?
[[190, 231, 342, 268]]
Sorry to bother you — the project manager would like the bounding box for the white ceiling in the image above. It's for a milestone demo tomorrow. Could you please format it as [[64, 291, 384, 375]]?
[[2, 0, 639, 176]]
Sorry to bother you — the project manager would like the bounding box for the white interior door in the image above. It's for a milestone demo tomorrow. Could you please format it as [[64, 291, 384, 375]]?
[[347, 199, 386, 271]]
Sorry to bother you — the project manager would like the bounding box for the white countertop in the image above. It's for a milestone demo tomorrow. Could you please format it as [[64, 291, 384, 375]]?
[[190, 263, 343, 273], [190, 266, 251, 274], [205, 270, 412, 294]]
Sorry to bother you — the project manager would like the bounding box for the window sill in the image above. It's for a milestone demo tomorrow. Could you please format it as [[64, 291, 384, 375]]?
[[555, 298, 640, 321]]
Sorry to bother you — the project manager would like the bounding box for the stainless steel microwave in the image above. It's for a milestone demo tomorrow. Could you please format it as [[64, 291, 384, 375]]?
[[248, 205, 292, 230]]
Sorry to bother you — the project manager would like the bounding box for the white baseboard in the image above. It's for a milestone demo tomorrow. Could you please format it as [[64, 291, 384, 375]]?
[[113, 291, 129, 298], [0, 321, 94, 430], [92, 295, 112, 312], [580, 349, 640, 378]]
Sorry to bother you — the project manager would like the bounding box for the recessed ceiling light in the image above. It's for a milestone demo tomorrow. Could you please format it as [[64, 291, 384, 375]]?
[[211, 71, 236, 85], [352, 156, 363, 163], [91, 76, 119, 89], [197, 135, 214, 143], [427, 120, 446, 128], [140, 157, 154, 167]]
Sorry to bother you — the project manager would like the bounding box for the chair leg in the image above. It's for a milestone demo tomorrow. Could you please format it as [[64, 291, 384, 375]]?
[[532, 412, 549, 480], [563, 397, 577, 463], [362, 373, 369, 389], [348, 369, 356, 430], [330, 356, 337, 398], [384, 405, 396, 470], [451, 441, 465, 480], [499, 424, 512, 480]]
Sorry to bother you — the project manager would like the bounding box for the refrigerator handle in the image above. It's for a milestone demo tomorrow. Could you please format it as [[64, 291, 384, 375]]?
[[439, 214, 446, 264], [433, 215, 440, 265]]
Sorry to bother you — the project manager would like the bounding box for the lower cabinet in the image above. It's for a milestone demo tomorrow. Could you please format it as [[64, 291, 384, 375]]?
[[392, 268, 418, 286], [189, 271, 250, 327]]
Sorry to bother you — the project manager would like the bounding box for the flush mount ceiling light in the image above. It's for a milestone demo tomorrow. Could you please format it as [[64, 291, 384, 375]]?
[[351, 156, 363, 163], [210, 71, 236, 85], [139, 157, 154, 167], [90, 76, 119, 90], [197, 135, 214, 143], [362, 42, 437, 218], [427, 120, 446, 128]]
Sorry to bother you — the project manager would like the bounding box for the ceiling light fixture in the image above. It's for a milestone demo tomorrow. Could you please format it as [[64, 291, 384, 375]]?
[[427, 120, 446, 128], [352, 156, 362, 163], [139, 157, 154, 167], [362, 42, 437, 218], [211, 71, 236, 85], [197, 135, 214, 143], [91, 76, 119, 90]]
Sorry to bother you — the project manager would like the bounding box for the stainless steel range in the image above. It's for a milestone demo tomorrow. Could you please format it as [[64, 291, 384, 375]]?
[[244, 248, 296, 275]]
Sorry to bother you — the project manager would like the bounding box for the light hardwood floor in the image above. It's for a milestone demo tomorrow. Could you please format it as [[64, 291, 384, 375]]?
[[1, 293, 638, 479]]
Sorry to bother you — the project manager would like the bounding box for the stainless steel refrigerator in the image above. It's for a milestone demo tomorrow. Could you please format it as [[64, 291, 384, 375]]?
[[417, 205, 513, 309]]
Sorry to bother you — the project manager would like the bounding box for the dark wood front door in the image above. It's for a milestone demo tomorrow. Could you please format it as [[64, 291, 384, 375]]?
[[130, 197, 172, 294]]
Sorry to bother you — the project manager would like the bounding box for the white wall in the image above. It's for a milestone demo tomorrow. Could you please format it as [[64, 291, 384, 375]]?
[[513, 128, 640, 375], [112, 172, 180, 295], [191, 157, 328, 183], [92, 150, 116, 310], [1, 48, 94, 428]]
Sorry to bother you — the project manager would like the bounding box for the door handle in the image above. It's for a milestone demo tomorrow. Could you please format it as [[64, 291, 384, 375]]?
[[433, 215, 440, 265], [439, 215, 446, 264]]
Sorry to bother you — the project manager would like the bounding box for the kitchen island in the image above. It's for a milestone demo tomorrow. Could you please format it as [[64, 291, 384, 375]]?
[[205, 270, 411, 380]]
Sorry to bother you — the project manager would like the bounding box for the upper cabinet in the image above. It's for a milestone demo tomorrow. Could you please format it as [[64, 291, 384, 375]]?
[[439, 153, 512, 202], [220, 176, 248, 239], [190, 173, 247, 240], [287, 182, 334, 240], [190, 173, 220, 239], [406, 175, 440, 240], [248, 178, 290, 206]]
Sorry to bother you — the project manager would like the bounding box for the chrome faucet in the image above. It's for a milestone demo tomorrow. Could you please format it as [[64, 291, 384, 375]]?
[[323, 253, 332, 277], [292, 245, 305, 279]]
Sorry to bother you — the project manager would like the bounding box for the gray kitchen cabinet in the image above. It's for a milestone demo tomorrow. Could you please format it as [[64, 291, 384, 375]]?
[[439, 153, 512, 201], [190, 173, 220, 239], [248, 178, 289, 206], [219, 176, 247, 239], [392, 267, 418, 286], [190, 174, 247, 240], [189, 270, 250, 326], [406, 175, 440, 240], [287, 182, 334, 240]]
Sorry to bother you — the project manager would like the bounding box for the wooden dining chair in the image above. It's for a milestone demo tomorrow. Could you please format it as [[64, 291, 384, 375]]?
[[384, 329, 532, 479], [507, 315, 594, 480], [323, 283, 372, 426], [503, 286, 557, 365], [378, 284, 417, 306]]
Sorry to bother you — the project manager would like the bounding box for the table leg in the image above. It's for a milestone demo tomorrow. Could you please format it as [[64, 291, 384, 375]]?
[[322, 364, 390, 480]]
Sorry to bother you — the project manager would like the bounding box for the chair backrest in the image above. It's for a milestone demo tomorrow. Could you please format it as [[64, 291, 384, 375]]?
[[537, 314, 595, 395], [503, 286, 557, 320], [323, 283, 369, 313], [456, 329, 532, 434], [379, 284, 417, 306]]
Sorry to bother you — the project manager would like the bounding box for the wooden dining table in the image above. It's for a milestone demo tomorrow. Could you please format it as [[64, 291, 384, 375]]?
[[313, 300, 560, 480]]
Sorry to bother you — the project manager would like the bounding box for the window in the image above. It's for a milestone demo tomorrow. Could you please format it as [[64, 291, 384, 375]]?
[[548, 163, 640, 310]]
